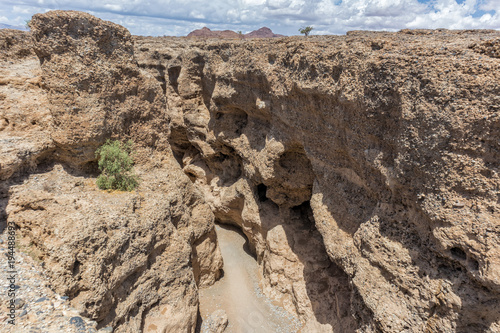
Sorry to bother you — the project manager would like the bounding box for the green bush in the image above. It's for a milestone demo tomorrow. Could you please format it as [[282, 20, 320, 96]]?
[[95, 139, 138, 191]]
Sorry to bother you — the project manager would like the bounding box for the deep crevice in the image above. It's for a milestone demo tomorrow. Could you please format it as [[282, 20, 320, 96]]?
[[281, 200, 358, 331], [257, 183, 268, 202], [168, 65, 181, 94]]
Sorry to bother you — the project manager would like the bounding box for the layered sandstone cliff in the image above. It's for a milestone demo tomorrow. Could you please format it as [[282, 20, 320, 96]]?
[[1, 10, 499, 333]]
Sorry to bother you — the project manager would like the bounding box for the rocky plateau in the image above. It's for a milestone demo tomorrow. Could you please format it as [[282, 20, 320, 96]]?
[[0, 10, 499, 333]]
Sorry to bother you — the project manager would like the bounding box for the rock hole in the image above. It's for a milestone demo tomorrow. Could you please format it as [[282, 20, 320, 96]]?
[[257, 184, 268, 202], [480, 169, 493, 178], [371, 41, 384, 50], [468, 258, 479, 271], [73, 259, 81, 275], [450, 247, 467, 261], [184, 171, 197, 183], [212, 108, 248, 138], [81, 160, 99, 175], [169, 127, 193, 167], [151, 50, 160, 60], [291, 200, 315, 229]]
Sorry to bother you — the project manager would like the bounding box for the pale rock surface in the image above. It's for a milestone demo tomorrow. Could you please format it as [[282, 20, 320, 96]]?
[[201, 309, 228, 333]]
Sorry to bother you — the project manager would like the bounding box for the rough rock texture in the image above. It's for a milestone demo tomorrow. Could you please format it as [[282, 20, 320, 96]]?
[[200, 309, 228, 333], [0, 29, 54, 232], [6, 159, 222, 332], [0, 30, 54, 181], [0, 226, 106, 333], [2, 12, 223, 333], [2, 10, 500, 333], [470, 36, 500, 59], [30, 11, 170, 167], [134, 30, 500, 332]]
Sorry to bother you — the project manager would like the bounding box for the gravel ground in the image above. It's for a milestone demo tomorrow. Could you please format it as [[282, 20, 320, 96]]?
[[0, 232, 112, 333]]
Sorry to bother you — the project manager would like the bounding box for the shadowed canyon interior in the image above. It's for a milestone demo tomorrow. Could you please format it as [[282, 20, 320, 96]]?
[[1, 10, 499, 333]]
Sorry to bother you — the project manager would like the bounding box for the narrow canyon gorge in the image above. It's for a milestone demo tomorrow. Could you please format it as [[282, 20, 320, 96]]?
[[0, 10, 499, 333]]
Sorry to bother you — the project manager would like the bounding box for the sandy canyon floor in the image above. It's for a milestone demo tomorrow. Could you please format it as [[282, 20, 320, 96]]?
[[199, 225, 302, 333]]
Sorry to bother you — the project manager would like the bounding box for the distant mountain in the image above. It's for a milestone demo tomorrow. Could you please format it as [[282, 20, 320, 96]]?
[[0, 23, 29, 31], [187, 27, 285, 39], [187, 27, 240, 39], [244, 27, 285, 38]]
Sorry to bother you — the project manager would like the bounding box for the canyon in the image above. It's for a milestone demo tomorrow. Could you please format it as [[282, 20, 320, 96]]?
[[1, 10, 499, 333]]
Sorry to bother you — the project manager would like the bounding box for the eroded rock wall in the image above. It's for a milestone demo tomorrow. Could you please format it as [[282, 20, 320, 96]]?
[[30, 11, 170, 167], [0, 29, 54, 223], [2, 10, 499, 332], [1, 12, 223, 333], [134, 31, 500, 332]]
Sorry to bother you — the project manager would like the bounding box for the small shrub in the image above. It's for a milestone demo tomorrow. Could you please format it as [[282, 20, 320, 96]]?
[[95, 139, 138, 191], [299, 26, 313, 37]]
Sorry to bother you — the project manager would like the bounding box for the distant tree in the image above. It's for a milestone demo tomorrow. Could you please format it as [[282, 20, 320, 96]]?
[[24, 19, 31, 29], [299, 26, 313, 37]]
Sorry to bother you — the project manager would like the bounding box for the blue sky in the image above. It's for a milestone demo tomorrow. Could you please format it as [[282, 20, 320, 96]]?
[[0, 0, 498, 36]]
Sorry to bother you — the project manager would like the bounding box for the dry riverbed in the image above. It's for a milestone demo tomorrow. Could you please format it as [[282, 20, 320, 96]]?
[[199, 224, 302, 333]]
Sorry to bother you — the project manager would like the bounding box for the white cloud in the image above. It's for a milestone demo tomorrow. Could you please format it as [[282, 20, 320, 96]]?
[[404, 0, 500, 30], [243, 0, 266, 5], [0, 0, 498, 36], [190, 11, 205, 19], [103, 4, 122, 11], [12, 5, 34, 14]]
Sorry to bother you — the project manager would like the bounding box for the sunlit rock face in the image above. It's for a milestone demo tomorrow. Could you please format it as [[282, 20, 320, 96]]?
[[135, 29, 500, 332], [1, 9, 499, 333], [3, 11, 223, 333]]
